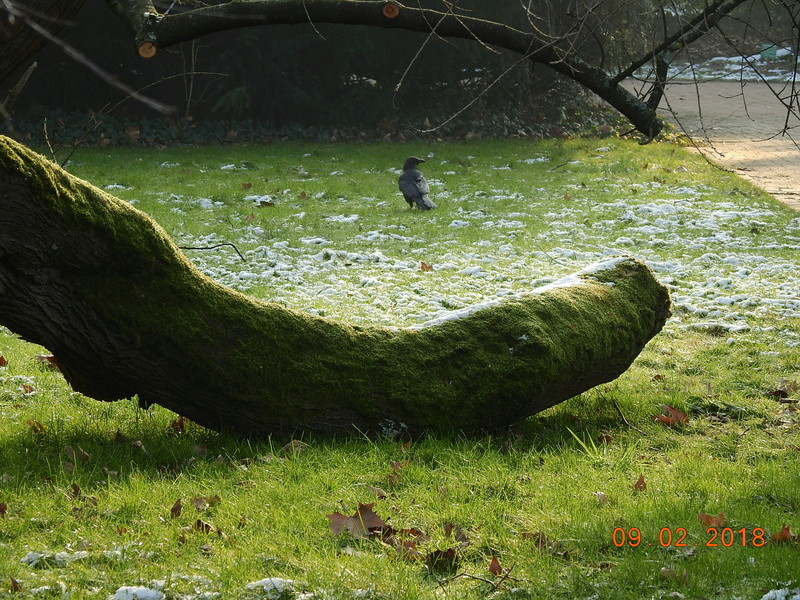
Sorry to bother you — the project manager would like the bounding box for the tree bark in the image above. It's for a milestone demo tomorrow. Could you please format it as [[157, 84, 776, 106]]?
[[0, 136, 671, 437]]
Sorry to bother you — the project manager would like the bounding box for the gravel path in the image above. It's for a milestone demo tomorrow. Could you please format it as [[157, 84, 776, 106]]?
[[656, 80, 800, 212]]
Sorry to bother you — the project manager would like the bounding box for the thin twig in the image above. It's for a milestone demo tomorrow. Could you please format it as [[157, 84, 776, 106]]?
[[612, 399, 646, 435]]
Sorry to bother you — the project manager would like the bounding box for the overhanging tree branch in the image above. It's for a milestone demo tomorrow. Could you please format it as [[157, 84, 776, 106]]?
[[104, 0, 665, 139]]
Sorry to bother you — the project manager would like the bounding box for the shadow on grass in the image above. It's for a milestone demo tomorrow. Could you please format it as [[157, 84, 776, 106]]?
[[0, 390, 646, 489]]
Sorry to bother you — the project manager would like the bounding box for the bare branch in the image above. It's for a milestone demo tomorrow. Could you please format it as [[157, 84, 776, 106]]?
[[611, 0, 749, 85], [105, 0, 665, 138]]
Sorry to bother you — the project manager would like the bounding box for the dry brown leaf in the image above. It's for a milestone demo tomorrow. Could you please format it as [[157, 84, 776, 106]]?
[[633, 474, 647, 492], [167, 416, 186, 434], [327, 503, 387, 539], [170, 498, 183, 518], [488, 555, 504, 576], [33, 354, 59, 371], [420, 261, 434, 272], [192, 495, 221, 511], [654, 404, 688, 427], [393, 539, 424, 561], [443, 523, 470, 547], [0, 356, 7, 367], [425, 548, 459, 573], [698, 512, 725, 527], [194, 519, 214, 534], [0, 502, 7, 517], [771, 524, 795, 543], [26, 419, 45, 434]]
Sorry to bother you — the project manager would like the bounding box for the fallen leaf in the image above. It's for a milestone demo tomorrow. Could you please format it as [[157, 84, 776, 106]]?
[[698, 512, 725, 527], [20, 385, 35, 396], [33, 354, 59, 371], [488, 555, 504, 576], [167, 416, 186, 434], [194, 519, 214, 534], [425, 548, 459, 573], [170, 498, 183, 518], [771, 524, 794, 543], [0, 502, 7, 517], [26, 420, 46, 434], [393, 539, 424, 561], [327, 503, 387, 539], [0, 356, 7, 367], [443, 523, 470, 547], [520, 531, 556, 552], [633, 474, 647, 491], [655, 404, 688, 426], [67, 483, 81, 500], [192, 495, 221, 511], [63, 461, 74, 474], [242, 182, 252, 190], [420, 261, 434, 272], [9, 577, 21, 592]]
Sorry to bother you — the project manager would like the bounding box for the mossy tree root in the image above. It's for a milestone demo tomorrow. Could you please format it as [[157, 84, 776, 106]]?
[[0, 136, 671, 436]]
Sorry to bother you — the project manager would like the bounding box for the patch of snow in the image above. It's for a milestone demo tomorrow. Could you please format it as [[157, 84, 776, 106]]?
[[300, 237, 330, 245], [325, 214, 360, 223], [759, 590, 800, 600], [245, 578, 295, 598], [114, 587, 164, 600]]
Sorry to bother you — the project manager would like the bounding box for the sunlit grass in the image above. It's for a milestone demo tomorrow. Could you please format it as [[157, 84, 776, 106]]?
[[1, 138, 799, 599]]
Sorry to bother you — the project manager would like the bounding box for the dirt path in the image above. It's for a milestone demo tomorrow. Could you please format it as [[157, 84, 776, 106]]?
[[653, 80, 799, 212]]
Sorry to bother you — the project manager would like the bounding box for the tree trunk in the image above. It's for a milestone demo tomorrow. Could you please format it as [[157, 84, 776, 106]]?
[[0, 136, 671, 437]]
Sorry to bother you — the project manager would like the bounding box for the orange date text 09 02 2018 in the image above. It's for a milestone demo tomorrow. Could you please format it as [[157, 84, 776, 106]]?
[[611, 527, 768, 547]]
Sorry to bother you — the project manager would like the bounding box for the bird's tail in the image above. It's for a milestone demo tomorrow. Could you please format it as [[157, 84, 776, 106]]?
[[416, 195, 436, 210]]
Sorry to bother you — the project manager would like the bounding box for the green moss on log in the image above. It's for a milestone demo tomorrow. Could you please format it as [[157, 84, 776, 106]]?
[[0, 136, 671, 436]]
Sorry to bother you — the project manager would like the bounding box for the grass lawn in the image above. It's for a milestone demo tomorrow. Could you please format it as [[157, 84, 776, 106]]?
[[1, 137, 799, 599]]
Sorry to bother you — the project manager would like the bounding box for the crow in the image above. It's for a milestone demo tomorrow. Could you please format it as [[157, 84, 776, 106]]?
[[398, 156, 436, 210]]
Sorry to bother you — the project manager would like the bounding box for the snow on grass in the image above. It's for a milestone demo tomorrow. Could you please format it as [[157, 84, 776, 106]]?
[[104, 141, 798, 344]]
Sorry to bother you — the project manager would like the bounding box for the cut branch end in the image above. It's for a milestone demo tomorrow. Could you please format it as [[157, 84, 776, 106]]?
[[137, 41, 158, 59]]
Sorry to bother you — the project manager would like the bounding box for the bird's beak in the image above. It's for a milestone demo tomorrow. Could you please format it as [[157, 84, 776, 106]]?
[[418, 159, 426, 164]]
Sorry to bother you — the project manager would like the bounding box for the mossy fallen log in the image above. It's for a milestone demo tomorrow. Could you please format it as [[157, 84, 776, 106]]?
[[0, 136, 671, 436]]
